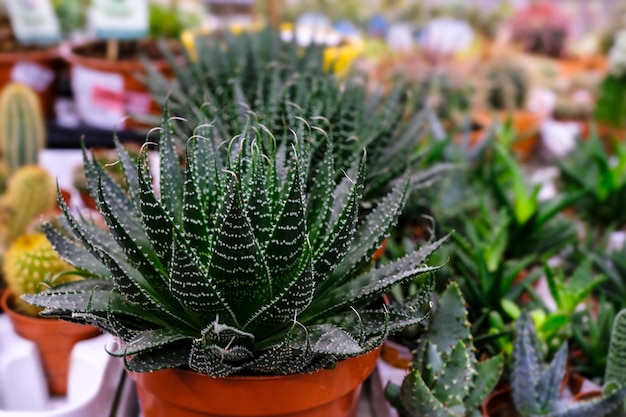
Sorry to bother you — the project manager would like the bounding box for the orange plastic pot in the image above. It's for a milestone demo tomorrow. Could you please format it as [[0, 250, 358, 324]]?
[[129, 348, 380, 417], [0, 290, 101, 396], [0, 46, 60, 117]]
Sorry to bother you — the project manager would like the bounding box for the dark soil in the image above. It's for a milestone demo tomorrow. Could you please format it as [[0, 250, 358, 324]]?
[[72, 39, 172, 61]]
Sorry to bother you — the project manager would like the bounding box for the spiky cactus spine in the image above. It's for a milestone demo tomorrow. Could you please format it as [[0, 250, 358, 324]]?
[[512, 313, 626, 417], [3, 233, 77, 316], [385, 282, 503, 417], [0, 83, 46, 174], [0, 165, 57, 249]]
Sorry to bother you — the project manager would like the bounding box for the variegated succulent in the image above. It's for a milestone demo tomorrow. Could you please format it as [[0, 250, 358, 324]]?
[[25, 111, 445, 377]]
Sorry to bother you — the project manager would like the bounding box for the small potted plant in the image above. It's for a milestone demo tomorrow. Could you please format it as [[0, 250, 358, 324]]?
[[506, 312, 626, 417], [0, 164, 100, 398], [594, 29, 626, 139], [0, 231, 100, 396], [385, 281, 504, 417], [26, 110, 447, 417]]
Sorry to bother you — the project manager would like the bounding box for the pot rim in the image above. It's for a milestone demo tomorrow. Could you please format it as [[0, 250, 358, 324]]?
[[129, 346, 381, 381], [0, 45, 59, 63], [129, 346, 381, 416], [59, 39, 175, 72]]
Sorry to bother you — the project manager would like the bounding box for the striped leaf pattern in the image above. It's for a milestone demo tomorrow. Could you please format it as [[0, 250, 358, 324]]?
[[25, 115, 444, 377]]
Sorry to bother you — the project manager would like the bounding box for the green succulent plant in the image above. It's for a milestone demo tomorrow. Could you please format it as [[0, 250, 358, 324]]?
[[527, 260, 605, 353], [450, 202, 540, 340], [24, 111, 446, 377], [557, 136, 626, 232], [488, 142, 580, 259], [511, 312, 626, 417], [143, 29, 431, 203], [484, 62, 529, 112], [587, 238, 626, 310], [571, 299, 616, 383], [385, 282, 503, 417]]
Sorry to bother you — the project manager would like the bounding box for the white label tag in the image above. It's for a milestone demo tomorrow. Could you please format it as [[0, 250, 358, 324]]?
[[89, 0, 149, 40], [4, 0, 61, 45], [10, 62, 55, 92], [72, 65, 126, 130]]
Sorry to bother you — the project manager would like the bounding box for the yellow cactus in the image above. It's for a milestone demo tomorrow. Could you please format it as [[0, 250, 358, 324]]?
[[0, 82, 46, 174], [3, 233, 80, 316], [0, 165, 57, 250]]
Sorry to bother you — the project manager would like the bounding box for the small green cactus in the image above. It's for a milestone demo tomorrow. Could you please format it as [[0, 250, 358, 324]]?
[[0, 165, 57, 250], [0, 83, 46, 174], [512, 313, 626, 417], [484, 62, 529, 112], [3, 233, 79, 316], [385, 282, 504, 417]]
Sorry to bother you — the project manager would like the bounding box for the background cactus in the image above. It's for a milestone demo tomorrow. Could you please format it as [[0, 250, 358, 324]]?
[[483, 62, 529, 112], [0, 83, 46, 174], [385, 281, 504, 417], [0, 165, 57, 250], [511, 313, 626, 417], [3, 233, 79, 316]]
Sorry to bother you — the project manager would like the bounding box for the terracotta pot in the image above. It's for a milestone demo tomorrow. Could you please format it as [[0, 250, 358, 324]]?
[[380, 339, 412, 370], [0, 290, 101, 396], [572, 390, 603, 402], [60, 39, 175, 131], [130, 348, 380, 417], [0, 46, 60, 117], [481, 387, 520, 417]]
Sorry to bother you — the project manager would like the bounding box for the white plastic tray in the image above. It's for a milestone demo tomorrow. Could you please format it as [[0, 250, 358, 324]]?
[[0, 314, 138, 416]]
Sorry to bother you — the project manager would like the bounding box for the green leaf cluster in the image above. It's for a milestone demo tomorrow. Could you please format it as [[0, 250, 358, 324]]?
[[558, 136, 626, 231]]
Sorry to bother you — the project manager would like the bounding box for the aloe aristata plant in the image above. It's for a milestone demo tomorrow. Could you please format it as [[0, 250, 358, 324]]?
[[25, 111, 445, 377]]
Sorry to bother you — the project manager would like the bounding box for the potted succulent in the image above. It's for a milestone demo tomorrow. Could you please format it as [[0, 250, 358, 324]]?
[[557, 136, 626, 236], [385, 281, 504, 417], [594, 29, 626, 138], [0, 165, 57, 294], [0, 232, 100, 397], [25, 110, 447, 417], [506, 312, 626, 417], [0, 165, 100, 396]]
